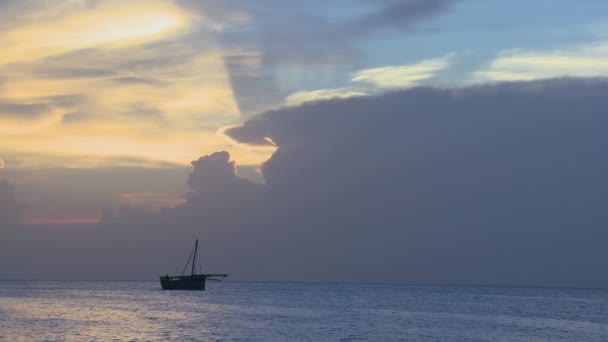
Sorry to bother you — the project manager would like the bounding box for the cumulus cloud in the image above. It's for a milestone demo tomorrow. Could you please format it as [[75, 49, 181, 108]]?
[[186, 151, 260, 197], [99, 151, 262, 226]]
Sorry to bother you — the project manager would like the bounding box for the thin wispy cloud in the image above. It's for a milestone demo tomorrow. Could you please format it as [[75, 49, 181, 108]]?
[[352, 56, 452, 89], [475, 41, 608, 82], [282, 56, 452, 105], [285, 88, 367, 107]]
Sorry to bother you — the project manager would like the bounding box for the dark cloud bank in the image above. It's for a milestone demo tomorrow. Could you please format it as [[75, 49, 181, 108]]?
[[2, 78, 608, 287]]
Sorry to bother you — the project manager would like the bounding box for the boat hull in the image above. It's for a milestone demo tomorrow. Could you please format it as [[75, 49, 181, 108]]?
[[160, 275, 206, 290]]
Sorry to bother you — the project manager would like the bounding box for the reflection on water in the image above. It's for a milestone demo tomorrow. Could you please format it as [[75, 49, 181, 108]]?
[[1, 281, 608, 341]]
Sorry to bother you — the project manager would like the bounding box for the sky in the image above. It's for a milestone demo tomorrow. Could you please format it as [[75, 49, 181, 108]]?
[[1, 0, 608, 286]]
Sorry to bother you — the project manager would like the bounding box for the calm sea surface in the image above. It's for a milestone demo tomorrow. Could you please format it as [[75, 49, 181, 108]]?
[[1, 281, 608, 341]]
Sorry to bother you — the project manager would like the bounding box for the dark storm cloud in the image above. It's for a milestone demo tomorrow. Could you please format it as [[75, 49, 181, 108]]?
[[4, 77, 608, 288], [128, 76, 608, 287], [224, 77, 608, 287]]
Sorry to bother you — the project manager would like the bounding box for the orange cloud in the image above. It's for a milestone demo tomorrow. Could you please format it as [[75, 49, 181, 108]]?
[[0, 1, 274, 170], [0, 0, 194, 64]]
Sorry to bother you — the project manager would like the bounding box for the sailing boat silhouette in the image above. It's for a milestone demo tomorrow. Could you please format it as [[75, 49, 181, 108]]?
[[160, 239, 228, 290]]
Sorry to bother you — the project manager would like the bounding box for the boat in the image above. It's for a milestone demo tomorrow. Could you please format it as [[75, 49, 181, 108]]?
[[160, 239, 228, 290]]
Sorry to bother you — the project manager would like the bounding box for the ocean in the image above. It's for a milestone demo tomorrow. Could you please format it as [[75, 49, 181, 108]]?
[[1, 281, 607, 341]]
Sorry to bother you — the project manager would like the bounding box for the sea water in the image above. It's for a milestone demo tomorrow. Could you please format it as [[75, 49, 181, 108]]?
[[1, 281, 608, 341]]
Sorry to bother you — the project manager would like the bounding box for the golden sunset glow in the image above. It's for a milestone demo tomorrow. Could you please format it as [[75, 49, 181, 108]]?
[[0, 0, 274, 171], [0, 1, 193, 64]]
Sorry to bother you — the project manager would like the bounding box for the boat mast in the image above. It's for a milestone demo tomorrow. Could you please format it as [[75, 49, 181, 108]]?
[[191, 239, 199, 276]]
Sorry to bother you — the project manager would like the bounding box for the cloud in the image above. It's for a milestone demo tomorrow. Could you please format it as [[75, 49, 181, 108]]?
[[182, 0, 454, 43], [0, 96, 81, 136], [0, 1, 274, 169], [285, 88, 368, 106], [0, 94, 82, 121], [1, 164, 190, 225], [0, 159, 5, 168], [0, 101, 52, 118], [352, 0, 454, 33], [184, 151, 262, 207], [5, 77, 607, 286], [222, 51, 287, 117], [0, 179, 23, 229], [475, 41, 608, 82], [281, 55, 452, 106], [178, 0, 457, 116], [352, 56, 451, 89], [0, 0, 194, 65], [118, 192, 185, 210], [221, 78, 608, 286], [188, 152, 243, 193]]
